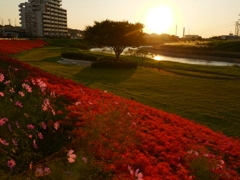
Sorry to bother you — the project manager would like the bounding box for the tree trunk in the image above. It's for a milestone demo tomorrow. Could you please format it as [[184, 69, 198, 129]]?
[[112, 46, 125, 62], [115, 52, 120, 61]]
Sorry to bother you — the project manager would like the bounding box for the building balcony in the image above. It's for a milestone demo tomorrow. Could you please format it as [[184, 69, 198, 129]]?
[[49, 0, 62, 7]]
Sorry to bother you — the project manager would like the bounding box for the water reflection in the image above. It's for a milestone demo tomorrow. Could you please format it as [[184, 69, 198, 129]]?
[[90, 48, 240, 67], [152, 55, 240, 66], [153, 56, 162, 61]]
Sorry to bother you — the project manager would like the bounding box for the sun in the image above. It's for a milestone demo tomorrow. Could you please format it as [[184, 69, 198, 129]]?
[[144, 5, 174, 34]]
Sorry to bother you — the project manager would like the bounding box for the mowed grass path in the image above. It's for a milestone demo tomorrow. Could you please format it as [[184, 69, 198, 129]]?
[[13, 46, 240, 137]]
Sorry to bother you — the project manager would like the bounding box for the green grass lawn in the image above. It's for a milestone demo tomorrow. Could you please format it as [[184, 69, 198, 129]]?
[[13, 46, 240, 138]]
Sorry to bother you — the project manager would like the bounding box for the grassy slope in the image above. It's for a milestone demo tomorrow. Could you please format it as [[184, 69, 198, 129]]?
[[12, 45, 240, 137]]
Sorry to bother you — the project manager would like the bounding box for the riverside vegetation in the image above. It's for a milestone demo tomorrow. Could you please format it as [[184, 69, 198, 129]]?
[[0, 39, 240, 179]]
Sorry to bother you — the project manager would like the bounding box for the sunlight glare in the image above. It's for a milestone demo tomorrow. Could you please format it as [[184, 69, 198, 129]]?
[[144, 5, 174, 34], [153, 56, 162, 61]]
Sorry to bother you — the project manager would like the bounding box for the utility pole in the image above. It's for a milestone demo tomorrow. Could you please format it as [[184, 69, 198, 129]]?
[[183, 27, 185, 38], [2, 19, 4, 33], [235, 14, 240, 36], [235, 21, 239, 36], [0, 18, 4, 33]]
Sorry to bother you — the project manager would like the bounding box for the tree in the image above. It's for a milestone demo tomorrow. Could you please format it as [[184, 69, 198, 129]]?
[[84, 20, 145, 61]]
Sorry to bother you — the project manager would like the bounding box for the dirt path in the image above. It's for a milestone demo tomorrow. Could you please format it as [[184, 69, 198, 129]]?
[[57, 58, 93, 66]]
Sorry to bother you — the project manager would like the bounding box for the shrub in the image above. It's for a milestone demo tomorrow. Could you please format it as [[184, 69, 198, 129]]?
[[69, 43, 89, 50], [91, 58, 138, 68], [61, 52, 98, 61]]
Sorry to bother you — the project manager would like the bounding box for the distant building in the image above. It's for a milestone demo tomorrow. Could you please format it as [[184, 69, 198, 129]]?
[[221, 33, 238, 40], [68, 28, 84, 39], [0, 25, 26, 38], [19, 0, 68, 37], [184, 35, 202, 40]]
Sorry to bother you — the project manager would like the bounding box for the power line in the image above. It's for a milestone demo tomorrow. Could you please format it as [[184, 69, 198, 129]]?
[[197, 22, 234, 33]]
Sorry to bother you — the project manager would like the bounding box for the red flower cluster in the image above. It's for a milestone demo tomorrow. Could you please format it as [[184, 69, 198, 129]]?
[[0, 56, 240, 179], [0, 39, 48, 55]]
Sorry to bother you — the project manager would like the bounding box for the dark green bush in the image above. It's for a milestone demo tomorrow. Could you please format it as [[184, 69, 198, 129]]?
[[206, 41, 240, 52], [69, 43, 89, 50], [61, 52, 98, 61], [91, 58, 138, 68]]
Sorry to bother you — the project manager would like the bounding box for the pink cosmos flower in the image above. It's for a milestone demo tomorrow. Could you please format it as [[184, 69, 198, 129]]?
[[31, 78, 36, 86], [0, 138, 9, 145], [29, 162, 33, 169], [75, 101, 81, 106], [50, 91, 56, 98], [24, 113, 29, 118], [51, 109, 56, 116], [41, 122, 47, 129], [0, 119, 5, 126], [38, 132, 44, 139], [54, 122, 60, 130], [15, 101, 23, 108], [22, 83, 32, 93], [16, 121, 20, 128], [4, 80, 10, 85], [37, 79, 47, 92], [135, 169, 144, 180], [27, 124, 35, 129], [0, 117, 8, 126], [220, 160, 225, 165], [88, 101, 93, 105], [18, 91, 25, 97], [33, 139, 38, 149], [128, 165, 134, 176], [12, 139, 18, 146], [0, 73, 4, 82], [67, 149, 77, 163], [8, 123, 12, 132], [0, 92, 4, 97], [42, 98, 51, 111], [82, 157, 87, 163], [35, 168, 43, 176], [7, 159, 16, 169], [10, 88, 15, 93], [35, 167, 51, 177], [128, 166, 144, 180]]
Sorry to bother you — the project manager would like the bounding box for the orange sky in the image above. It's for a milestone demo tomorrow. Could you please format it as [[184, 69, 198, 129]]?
[[1, 0, 240, 38]]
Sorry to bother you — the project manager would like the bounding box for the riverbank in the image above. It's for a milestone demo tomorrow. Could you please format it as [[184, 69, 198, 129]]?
[[145, 47, 240, 63]]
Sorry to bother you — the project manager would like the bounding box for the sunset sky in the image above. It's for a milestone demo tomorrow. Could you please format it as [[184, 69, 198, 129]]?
[[1, 0, 240, 38]]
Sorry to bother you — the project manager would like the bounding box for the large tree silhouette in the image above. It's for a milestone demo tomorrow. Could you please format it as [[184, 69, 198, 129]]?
[[84, 20, 145, 61]]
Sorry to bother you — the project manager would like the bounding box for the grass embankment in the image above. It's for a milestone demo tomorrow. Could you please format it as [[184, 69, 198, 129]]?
[[43, 38, 89, 49], [12, 42, 240, 138]]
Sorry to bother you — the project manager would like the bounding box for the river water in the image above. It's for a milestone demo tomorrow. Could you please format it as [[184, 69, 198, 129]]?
[[90, 47, 240, 67]]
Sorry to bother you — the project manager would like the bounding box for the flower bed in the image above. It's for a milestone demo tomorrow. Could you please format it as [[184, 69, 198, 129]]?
[[0, 39, 48, 55], [1, 55, 240, 179], [0, 39, 240, 179]]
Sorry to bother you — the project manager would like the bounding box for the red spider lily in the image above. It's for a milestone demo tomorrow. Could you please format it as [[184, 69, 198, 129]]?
[[0, 55, 240, 179], [0, 39, 49, 55]]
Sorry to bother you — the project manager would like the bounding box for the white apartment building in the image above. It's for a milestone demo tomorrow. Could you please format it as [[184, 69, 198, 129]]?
[[19, 0, 68, 37]]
